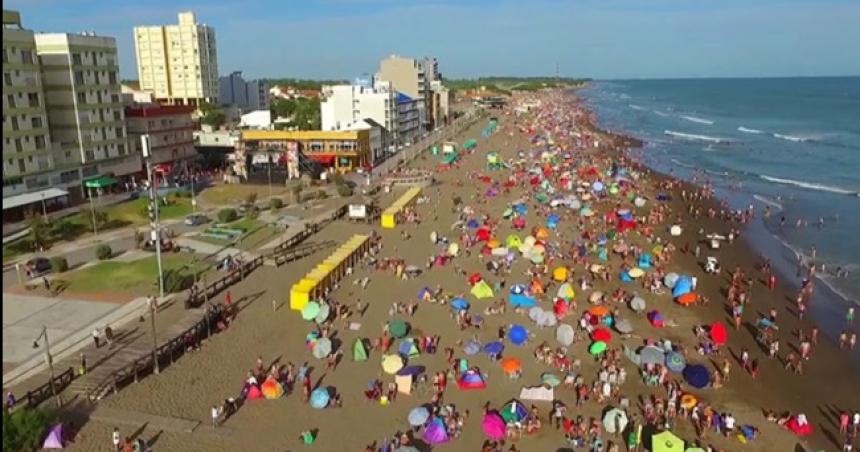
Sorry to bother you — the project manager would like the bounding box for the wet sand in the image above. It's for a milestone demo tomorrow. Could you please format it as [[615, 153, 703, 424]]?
[[63, 91, 859, 452]]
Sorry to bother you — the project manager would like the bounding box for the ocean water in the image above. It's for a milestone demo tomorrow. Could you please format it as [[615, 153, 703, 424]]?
[[580, 77, 860, 309]]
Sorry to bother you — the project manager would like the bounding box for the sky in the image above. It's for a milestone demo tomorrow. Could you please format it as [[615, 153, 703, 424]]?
[[6, 0, 860, 80]]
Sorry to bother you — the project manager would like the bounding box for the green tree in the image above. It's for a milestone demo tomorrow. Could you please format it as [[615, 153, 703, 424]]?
[[79, 206, 107, 233], [2, 407, 56, 451], [199, 102, 226, 129], [24, 212, 51, 251]]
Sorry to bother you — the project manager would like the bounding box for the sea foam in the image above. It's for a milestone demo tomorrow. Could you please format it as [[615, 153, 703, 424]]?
[[664, 130, 728, 144], [738, 126, 765, 134], [681, 115, 714, 125], [759, 175, 857, 195]]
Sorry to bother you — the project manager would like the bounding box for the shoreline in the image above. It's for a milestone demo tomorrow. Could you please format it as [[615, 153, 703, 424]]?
[[574, 86, 860, 449]]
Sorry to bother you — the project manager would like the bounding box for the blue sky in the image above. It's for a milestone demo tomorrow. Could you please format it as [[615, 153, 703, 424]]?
[[6, 0, 859, 80]]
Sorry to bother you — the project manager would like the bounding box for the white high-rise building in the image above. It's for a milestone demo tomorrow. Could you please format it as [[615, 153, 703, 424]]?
[[134, 11, 218, 106], [320, 79, 397, 140], [376, 55, 442, 131]]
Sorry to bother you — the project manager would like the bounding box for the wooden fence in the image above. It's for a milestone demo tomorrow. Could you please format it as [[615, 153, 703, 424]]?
[[11, 367, 75, 410]]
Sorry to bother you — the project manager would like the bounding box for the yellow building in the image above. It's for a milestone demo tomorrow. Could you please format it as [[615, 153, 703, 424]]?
[[237, 129, 371, 173]]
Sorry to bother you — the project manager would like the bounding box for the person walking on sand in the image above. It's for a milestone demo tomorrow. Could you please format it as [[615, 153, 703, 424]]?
[[112, 427, 121, 451], [847, 307, 855, 326], [92, 328, 101, 348]]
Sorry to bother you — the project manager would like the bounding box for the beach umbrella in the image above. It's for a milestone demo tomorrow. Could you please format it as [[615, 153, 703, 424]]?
[[467, 219, 480, 229], [615, 318, 634, 334], [652, 430, 685, 452], [491, 247, 509, 257], [447, 242, 460, 256], [787, 415, 814, 436], [430, 231, 437, 243], [510, 284, 527, 295], [382, 354, 404, 374], [640, 345, 666, 366], [501, 400, 528, 424], [602, 408, 629, 434], [313, 338, 332, 359], [509, 293, 536, 308], [557, 282, 575, 301], [634, 197, 646, 207], [592, 181, 605, 192], [589, 341, 608, 356], [541, 373, 561, 388], [398, 339, 419, 358], [261, 377, 284, 399], [556, 324, 575, 346], [487, 239, 501, 249], [471, 280, 495, 299], [683, 364, 711, 389], [508, 325, 529, 345], [528, 306, 544, 322], [423, 418, 449, 445], [672, 276, 693, 298], [501, 357, 522, 375], [589, 305, 609, 317], [669, 225, 682, 236], [630, 296, 646, 313], [398, 365, 426, 377], [484, 341, 505, 356], [451, 298, 470, 311], [680, 394, 698, 409], [676, 292, 697, 306], [408, 406, 430, 426], [666, 352, 686, 372], [389, 320, 409, 338], [310, 388, 330, 408], [537, 310, 557, 327], [552, 266, 569, 282], [314, 304, 331, 324], [628, 267, 645, 279], [463, 340, 481, 355], [529, 253, 544, 264], [301, 302, 321, 321], [710, 322, 728, 345], [648, 310, 665, 328], [591, 328, 612, 343], [482, 411, 506, 440]]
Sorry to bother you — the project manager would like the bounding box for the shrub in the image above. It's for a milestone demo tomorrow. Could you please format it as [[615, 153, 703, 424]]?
[[2, 407, 56, 452], [246, 207, 260, 220], [336, 184, 353, 197], [269, 197, 283, 210], [163, 268, 193, 293], [95, 244, 112, 260], [316, 190, 328, 200], [50, 257, 69, 273], [217, 208, 238, 223], [245, 192, 258, 205], [134, 229, 145, 249]]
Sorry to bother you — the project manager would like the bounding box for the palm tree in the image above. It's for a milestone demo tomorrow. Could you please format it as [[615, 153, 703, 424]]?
[[24, 211, 50, 251]]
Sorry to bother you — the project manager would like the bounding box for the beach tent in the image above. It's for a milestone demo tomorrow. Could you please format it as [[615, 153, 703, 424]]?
[[313, 337, 332, 359], [484, 341, 505, 356], [630, 296, 647, 313], [423, 418, 450, 445], [519, 385, 554, 402], [509, 294, 537, 308], [398, 339, 420, 359], [463, 340, 482, 355], [451, 298, 470, 311], [508, 324, 529, 345], [676, 292, 697, 306], [396, 374, 413, 395], [786, 415, 814, 436], [505, 234, 522, 248], [42, 423, 65, 449], [261, 376, 284, 399], [501, 400, 528, 424], [652, 430, 685, 452], [672, 276, 693, 298], [648, 310, 665, 328], [457, 370, 487, 390], [664, 273, 679, 289], [683, 364, 711, 389], [482, 411, 506, 440], [602, 409, 629, 434], [418, 287, 433, 300], [471, 280, 495, 299], [353, 338, 369, 362], [246, 384, 263, 400], [310, 388, 330, 408], [615, 318, 634, 334]]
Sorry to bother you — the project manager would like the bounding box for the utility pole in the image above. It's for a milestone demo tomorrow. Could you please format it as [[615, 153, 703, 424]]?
[[33, 326, 60, 407], [88, 187, 98, 236], [149, 296, 159, 374], [191, 172, 197, 214], [142, 135, 165, 297]]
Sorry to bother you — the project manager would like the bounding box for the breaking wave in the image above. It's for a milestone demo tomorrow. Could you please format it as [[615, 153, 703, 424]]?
[[664, 130, 729, 144], [759, 175, 858, 195], [738, 126, 765, 134], [773, 133, 811, 143], [681, 115, 714, 125]]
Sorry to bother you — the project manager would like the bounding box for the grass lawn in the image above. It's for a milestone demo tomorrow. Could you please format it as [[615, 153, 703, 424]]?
[[199, 184, 290, 207], [103, 196, 193, 224], [61, 253, 208, 295], [194, 216, 276, 249]]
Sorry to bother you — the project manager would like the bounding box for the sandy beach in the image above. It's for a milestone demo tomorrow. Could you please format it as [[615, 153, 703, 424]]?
[[60, 88, 860, 452]]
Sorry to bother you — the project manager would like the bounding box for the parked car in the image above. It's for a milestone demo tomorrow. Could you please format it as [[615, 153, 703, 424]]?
[[142, 239, 175, 252], [25, 257, 52, 278], [184, 214, 210, 226]]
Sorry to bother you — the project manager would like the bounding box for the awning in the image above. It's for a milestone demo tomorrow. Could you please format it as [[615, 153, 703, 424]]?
[[2, 188, 69, 210], [83, 176, 117, 189], [153, 163, 173, 174], [307, 154, 335, 164]]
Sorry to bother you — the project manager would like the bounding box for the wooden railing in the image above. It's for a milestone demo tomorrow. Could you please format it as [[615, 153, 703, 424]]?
[[85, 308, 221, 402], [13, 367, 75, 410], [184, 255, 263, 309]]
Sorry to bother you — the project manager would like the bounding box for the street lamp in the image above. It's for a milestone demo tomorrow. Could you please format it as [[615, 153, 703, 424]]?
[[190, 172, 197, 214], [141, 135, 165, 298], [32, 326, 61, 407], [88, 187, 98, 236], [148, 296, 160, 374]]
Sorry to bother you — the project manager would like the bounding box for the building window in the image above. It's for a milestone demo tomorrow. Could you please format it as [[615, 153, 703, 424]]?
[[6, 94, 15, 108], [113, 111, 121, 121], [85, 150, 94, 161], [108, 71, 117, 84], [11, 116, 19, 131], [74, 71, 84, 85], [31, 116, 42, 128], [72, 53, 82, 65], [3, 72, 11, 86], [28, 93, 39, 108], [77, 92, 86, 103], [117, 144, 125, 155], [18, 159, 25, 173], [35, 135, 46, 149], [20, 50, 33, 65]]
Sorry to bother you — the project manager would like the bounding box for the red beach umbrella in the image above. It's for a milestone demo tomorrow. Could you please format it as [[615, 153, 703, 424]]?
[[710, 322, 728, 345]]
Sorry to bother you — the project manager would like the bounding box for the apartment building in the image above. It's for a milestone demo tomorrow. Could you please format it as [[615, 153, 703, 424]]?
[[126, 104, 196, 171], [34, 32, 140, 194], [134, 11, 218, 106], [3, 9, 67, 216], [218, 70, 269, 111], [377, 55, 443, 131], [320, 79, 397, 143], [429, 80, 451, 129], [396, 92, 421, 145]]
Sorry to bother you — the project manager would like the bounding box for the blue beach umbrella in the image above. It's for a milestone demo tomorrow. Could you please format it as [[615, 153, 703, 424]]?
[[484, 341, 505, 356], [451, 298, 470, 311], [463, 340, 481, 355], [508, 325, 529, 346], [310, 388, 330, 408]]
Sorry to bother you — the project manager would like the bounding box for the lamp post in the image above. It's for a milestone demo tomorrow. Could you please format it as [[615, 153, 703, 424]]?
[[142, 135, 165, 297], [88, 187, 98, 236], [33, 325, 60, 407], [148, 296, 159, 374], [40, 193, 48, 221]]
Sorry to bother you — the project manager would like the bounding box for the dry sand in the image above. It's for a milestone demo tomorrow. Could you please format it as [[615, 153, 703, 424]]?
[[63, 92, 860, 452]]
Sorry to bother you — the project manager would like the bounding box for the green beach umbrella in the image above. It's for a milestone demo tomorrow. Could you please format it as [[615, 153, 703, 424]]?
[[535, 193, 549, 204], [301, 302, 320, 321], [589, 341, 608, 356], [541, 373, 561, 388], [652, 431, 684, 452], [389, 320, 409, 338], [609, 184, 619, 195]]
